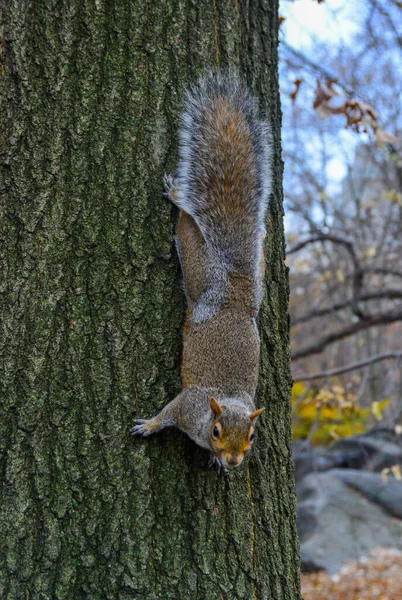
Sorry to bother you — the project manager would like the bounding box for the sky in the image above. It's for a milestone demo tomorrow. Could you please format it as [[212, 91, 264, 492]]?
[[279, 0, 369, 190], [280, 0, 366, 49]]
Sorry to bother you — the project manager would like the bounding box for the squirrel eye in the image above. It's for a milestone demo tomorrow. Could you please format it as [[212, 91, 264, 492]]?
[[250, 432, 255, 442], [213, 425, 220, 438]]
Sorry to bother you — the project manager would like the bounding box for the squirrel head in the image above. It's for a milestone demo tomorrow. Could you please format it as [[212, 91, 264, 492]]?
[[209, 397, 264, 469]]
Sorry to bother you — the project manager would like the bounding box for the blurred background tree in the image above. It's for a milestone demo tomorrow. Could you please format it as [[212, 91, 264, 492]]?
[[279, 0, 402, 442], [282, 6, 402, 592]]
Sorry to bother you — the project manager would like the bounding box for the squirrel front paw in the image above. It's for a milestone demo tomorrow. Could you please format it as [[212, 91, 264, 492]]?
[[208, 453, 229, 476], [130, 419, 156, 437]]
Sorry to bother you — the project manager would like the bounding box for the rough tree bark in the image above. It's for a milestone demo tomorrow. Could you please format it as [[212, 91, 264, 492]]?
[[0, 1, 301, 599]]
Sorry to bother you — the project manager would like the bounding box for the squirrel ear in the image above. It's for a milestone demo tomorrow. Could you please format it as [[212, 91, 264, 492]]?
[[249, 408, 264, 421], [210, 397, 223, 417]]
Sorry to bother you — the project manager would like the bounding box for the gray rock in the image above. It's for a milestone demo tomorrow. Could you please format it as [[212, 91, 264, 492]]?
[[331, 469, 402, 519], [293, 433, 402, 484], [293, 444, 343, 482], [329, 435, 402, 472], [297, 471, 402, 573]]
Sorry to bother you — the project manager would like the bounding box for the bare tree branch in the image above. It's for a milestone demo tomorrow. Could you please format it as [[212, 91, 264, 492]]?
[[366, 0, 402, 49], [287, 234, 358, 258], [280, 39, 370, 102], [292, 290, 402, 326], [364, 267, 402, 280], [293, 351, 402, 382], [292, 307, 402, 360], [287, 233, 366, 318]]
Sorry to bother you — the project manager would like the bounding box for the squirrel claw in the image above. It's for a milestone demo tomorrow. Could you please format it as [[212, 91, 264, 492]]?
[[130, 420, 152, 437], [208, 454, 228, 476]]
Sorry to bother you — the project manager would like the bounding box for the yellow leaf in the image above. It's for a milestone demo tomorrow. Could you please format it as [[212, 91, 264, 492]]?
[[329, 428, 340, 440], [336, 269, 345, 282], [319, 270, 332, 283], [383, 189, 402, 205], [381, 467, 390, 484], [371, 398, 391, 421], [372, 401, 383, 421], [292, 382, 307, 397], [362, 246, 376, 258], [391, 465, 402, 481]]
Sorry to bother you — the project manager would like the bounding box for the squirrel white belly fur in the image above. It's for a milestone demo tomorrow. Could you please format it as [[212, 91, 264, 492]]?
[[131, 72, 272, 473]]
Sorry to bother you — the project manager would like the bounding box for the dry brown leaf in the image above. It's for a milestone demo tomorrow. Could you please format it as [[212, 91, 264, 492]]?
[[357, 100, 379, 121], [313, 83, 383, 137], [313, 80, 337, 109], [302, 548, 402, 600], [290, 78, 304, 103], [375, 128, 399, 147]]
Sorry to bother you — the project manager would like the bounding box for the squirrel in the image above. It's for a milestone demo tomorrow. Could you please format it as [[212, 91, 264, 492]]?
[[131, 72, 272, 474]]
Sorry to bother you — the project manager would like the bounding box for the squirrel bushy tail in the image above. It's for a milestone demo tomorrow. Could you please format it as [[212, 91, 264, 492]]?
[[168, 72, 272, 277]]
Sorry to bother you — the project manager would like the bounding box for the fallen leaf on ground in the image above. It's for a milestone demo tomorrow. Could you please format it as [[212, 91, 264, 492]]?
[[301, 547, 402, 600]]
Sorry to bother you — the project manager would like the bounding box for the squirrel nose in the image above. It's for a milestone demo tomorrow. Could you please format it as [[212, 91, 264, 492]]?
[[227, 454, 241, 467]]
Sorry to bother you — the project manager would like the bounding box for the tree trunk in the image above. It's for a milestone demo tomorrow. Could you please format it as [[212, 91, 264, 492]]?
[[0, 1, 301, 599]]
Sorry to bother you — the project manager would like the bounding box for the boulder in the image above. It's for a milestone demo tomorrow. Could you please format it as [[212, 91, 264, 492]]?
[[331, 469, 402, 519], [293, 442, 343, 482], [293, 432, 402, 483], [329, 435, 402, 472], [297, 471, 402, 573]]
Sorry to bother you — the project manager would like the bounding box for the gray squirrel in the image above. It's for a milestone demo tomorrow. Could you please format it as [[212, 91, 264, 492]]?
[[131, 72, 272, 473]]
